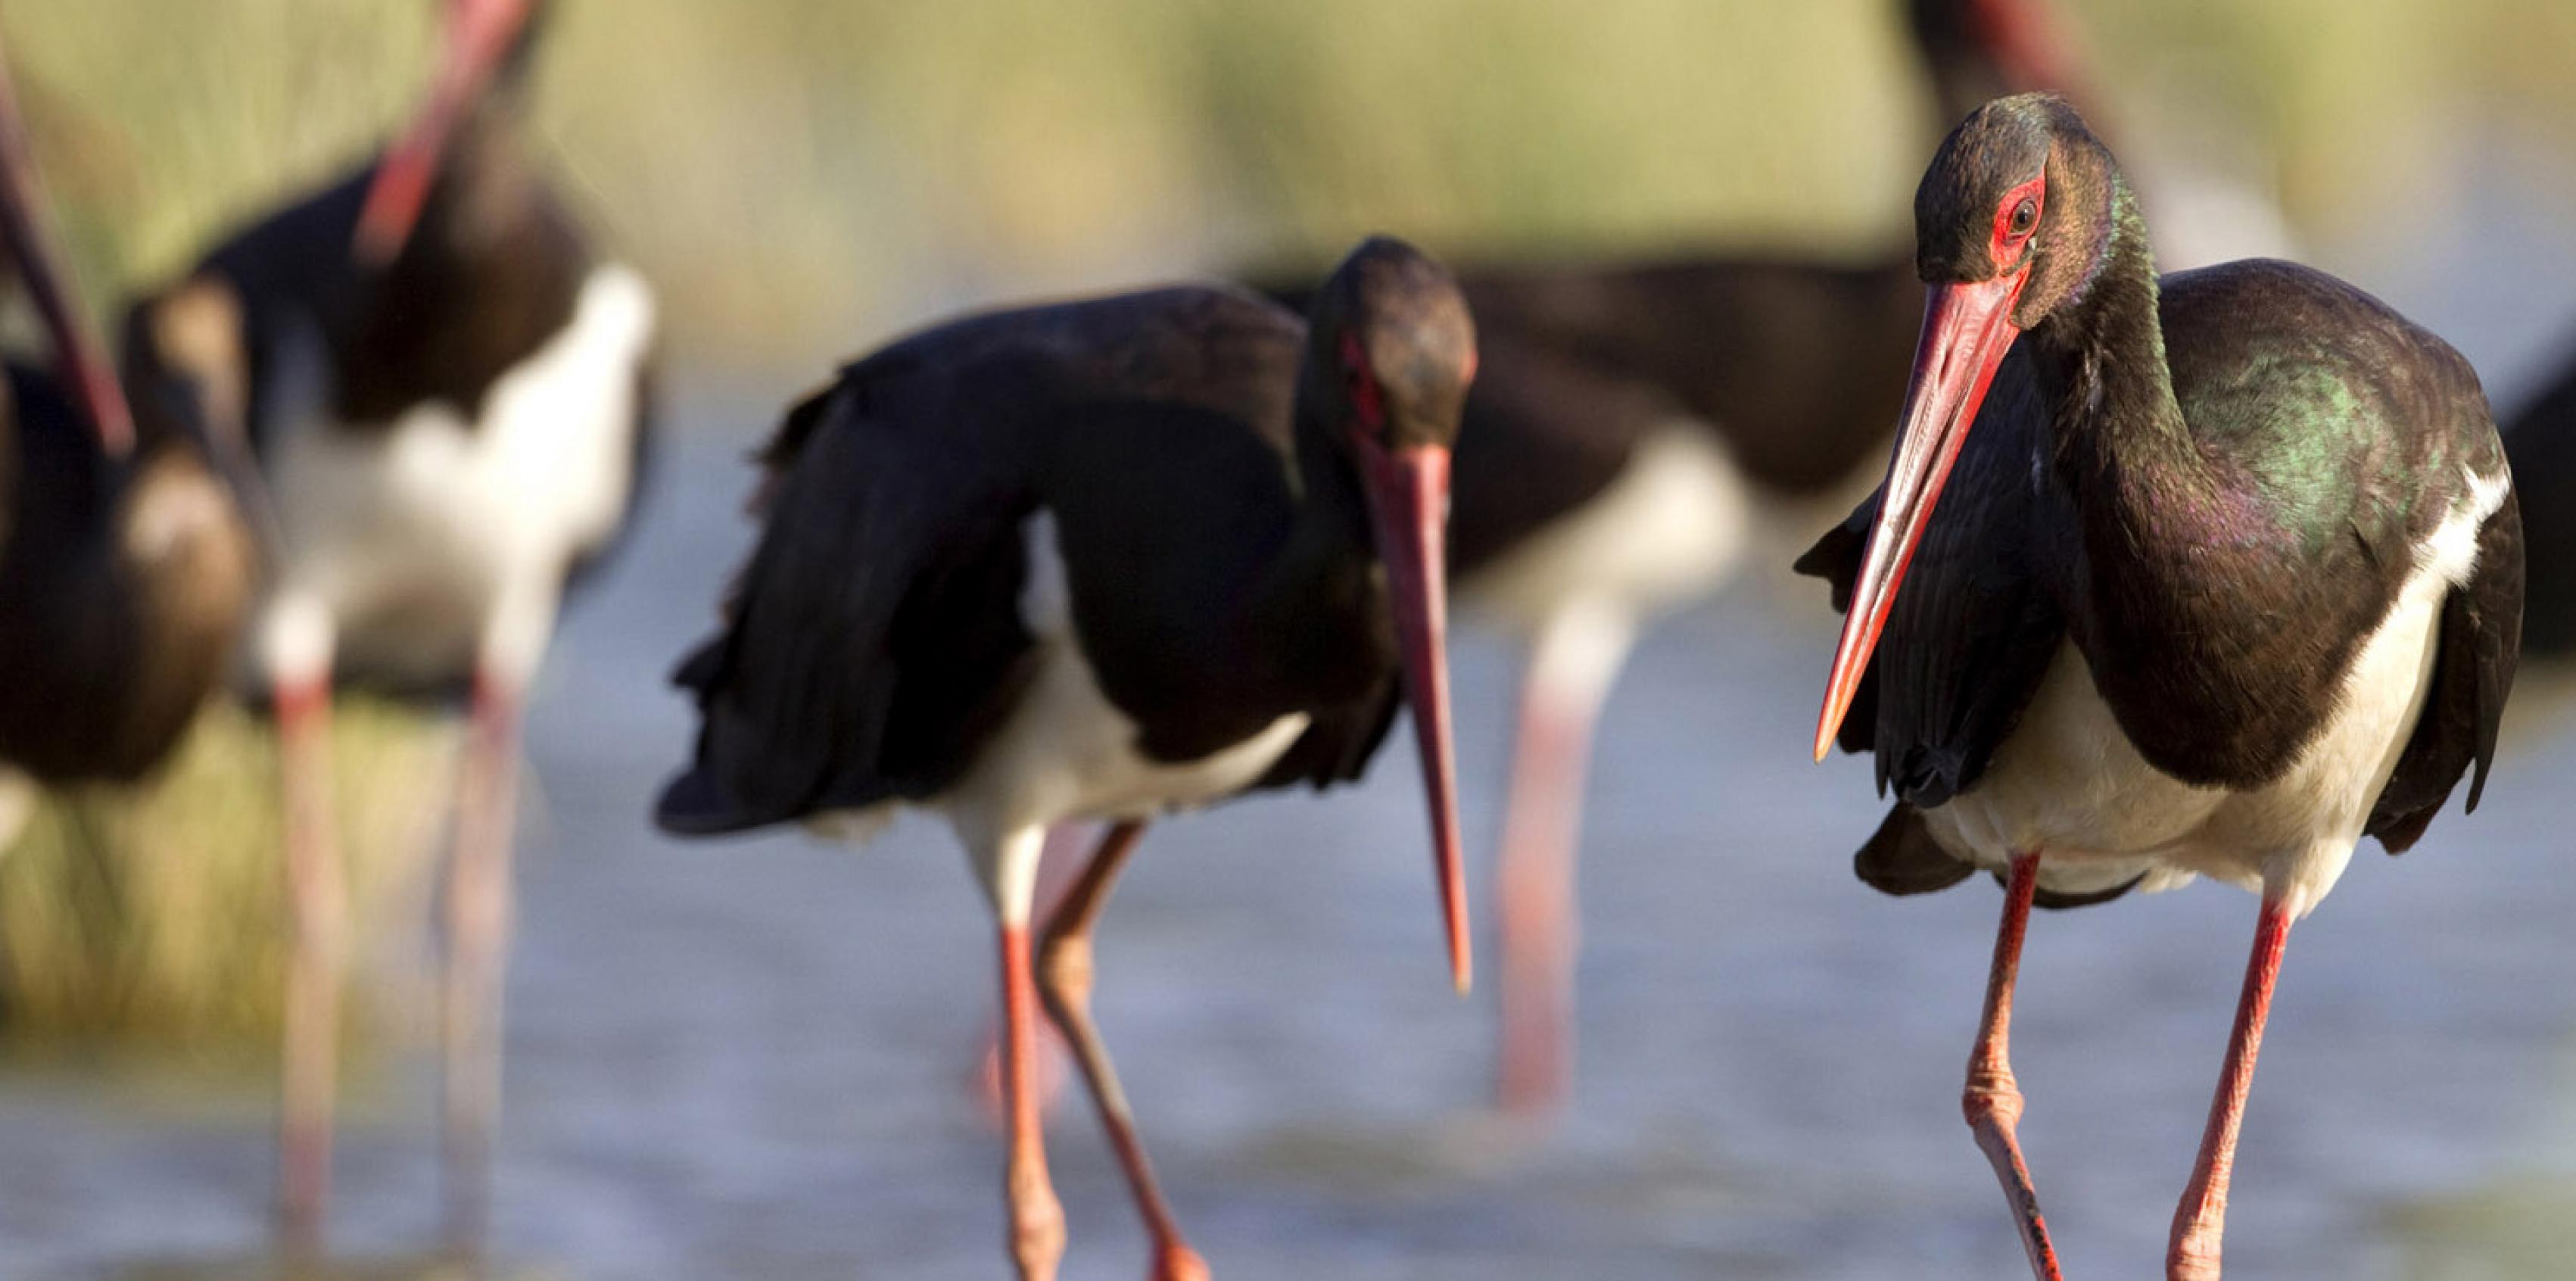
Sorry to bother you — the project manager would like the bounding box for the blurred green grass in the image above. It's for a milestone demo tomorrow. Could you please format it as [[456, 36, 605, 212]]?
[[0, 701, 449, 1064], [0, 0, 2562, 1058], [0, 0, 2566, 372]]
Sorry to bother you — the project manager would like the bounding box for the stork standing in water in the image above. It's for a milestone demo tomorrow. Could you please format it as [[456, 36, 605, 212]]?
[[1800, 94, 2519, 1279], [657, 237, 1475, 1281], [124, 0, 655, 1251], [0, 38, 254, 825]]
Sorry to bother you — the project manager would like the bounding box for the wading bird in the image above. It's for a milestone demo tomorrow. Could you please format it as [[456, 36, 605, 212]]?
[[123, 0, 655, 1251], [656, 237, 1475, 1281], [1800, 94, 2519, 1279], [0, 39, 254, 831]]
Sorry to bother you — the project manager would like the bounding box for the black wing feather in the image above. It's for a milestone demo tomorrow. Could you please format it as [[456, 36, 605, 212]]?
[[2366, 482, 2522, 852], [1795, 348, 2069, 807], [656, 367, 1040, 834]]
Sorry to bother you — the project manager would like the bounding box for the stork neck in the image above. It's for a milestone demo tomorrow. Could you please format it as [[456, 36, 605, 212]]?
[[2029, 178, 2201, 515], [1238, 377, 1389, 701]]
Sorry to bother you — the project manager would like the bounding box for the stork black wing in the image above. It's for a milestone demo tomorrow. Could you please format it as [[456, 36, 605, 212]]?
[[2368, 482, 2522, 852], [1796, 345, 2069, 808], [656, 362, 1042, 835]]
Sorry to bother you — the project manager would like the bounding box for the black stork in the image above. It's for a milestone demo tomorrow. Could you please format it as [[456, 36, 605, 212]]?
[[1798, 93, 2521, 1279], [656, 236, 1475, 1281], [2500, 345, 2576, 661], [1233, 0, 2098, 1112], [121, 0, 656, 1251], [0, 37, 254, 823]]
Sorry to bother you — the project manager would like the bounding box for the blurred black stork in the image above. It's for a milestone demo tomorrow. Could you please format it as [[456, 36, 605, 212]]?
[[656, 237, 1475, 1281], [2500, 347, 2576, 662], [1799, 94, 2519, 1279], [122, 0, 656, 1253], [0, 36, 254, 828], [1234, 0, 2105, 1112]]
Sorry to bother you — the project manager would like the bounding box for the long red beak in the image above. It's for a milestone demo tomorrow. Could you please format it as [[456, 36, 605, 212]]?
[[353, 0, 532, 266], [1356, 438, 1472, 994], [0, 40, 130, 457], [1812, 272, 2026, 761]]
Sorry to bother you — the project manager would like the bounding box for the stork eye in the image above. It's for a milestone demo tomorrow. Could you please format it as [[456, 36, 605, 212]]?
[[2008, 198, 2038, 237]]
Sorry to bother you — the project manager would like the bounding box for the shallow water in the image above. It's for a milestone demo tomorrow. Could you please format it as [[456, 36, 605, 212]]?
[[11, 124, 2576, 1279], [0, 377, 2571, 1281]]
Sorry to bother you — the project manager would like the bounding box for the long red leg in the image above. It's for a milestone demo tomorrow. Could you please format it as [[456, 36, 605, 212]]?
[[441, 669, 522, 1256], [1494, 606, 1628, 1114], [1036, 821, 1210, 1281], [1001, 915, 1066, 1281], [276, 674, 344, 1255], [2166, 896, 2294, 1281], [976, 824, 1088, 1124], [1964, 852, 2067, 1281]]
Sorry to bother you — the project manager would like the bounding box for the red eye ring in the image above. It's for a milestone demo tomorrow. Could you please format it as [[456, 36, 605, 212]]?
[[1990, 174, 2047, 262]]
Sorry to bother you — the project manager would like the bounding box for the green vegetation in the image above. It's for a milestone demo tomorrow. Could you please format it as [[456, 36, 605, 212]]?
[[0, 0, 2561, 1053], [0, 700, 449, 1061], [2, 0, 2567, 372]]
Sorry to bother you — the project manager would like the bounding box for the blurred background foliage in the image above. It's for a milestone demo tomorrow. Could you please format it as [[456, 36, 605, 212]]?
[[0, 703, 449, 1061], [0, 0, 2570, 374], [0, 0, 2568, 1060]]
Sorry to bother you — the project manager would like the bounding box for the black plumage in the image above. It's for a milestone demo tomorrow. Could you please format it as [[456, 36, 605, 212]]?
[[1796, 93, 2521, 1279], [655, 238, 1478, 1281]]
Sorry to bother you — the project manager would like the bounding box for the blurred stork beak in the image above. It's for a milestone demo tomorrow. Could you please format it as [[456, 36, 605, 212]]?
[[1355, 436, 1472, 994], [0, 39, 132, 456], [353, 0, 534, 266]]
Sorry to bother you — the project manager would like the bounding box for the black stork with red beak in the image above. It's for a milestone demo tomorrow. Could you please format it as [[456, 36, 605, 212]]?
[[1799, 94, 2520, 1279], [656, 236, 1474, 1281], [0, 39, 254, 820], [123, 0, 655, 1253]]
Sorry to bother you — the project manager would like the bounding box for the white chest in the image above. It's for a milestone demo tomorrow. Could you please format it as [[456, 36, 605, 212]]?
[[939, 511, 1311, 840], [1923, 466, 2508, 915], [260, 263, 656, 665]]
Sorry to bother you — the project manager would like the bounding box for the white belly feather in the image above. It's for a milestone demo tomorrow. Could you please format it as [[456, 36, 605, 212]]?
[[813, 510, 1311, 859], [257, 263, 656, 688], [1923, 465, 2509, 917], [1460, 422, 1749, 638]]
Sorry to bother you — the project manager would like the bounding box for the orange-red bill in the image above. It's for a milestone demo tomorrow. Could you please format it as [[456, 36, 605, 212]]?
[[353, 0, 534, 266], [0, 36, 130, 456], [1814, 271, 2028, 762], [1357, 438, 1472, 993]]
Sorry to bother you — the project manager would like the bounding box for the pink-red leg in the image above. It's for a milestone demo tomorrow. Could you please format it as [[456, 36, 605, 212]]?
[[1035, 821, 1210, 1281], [976, 824, 1088, 1124], [1494, 606, 1628, 1114], [275, 674, 344, 1255], [1000, 918, 1067, 1281], [441, 669, 522, 1255], [2166, 896, 2294, 1281], [1964, 852, 2067, 1281]]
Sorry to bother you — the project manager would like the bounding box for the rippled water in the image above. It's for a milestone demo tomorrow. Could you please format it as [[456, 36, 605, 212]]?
[[12, 135, 2576, 1276], [0, 375, 2570, 1281]]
